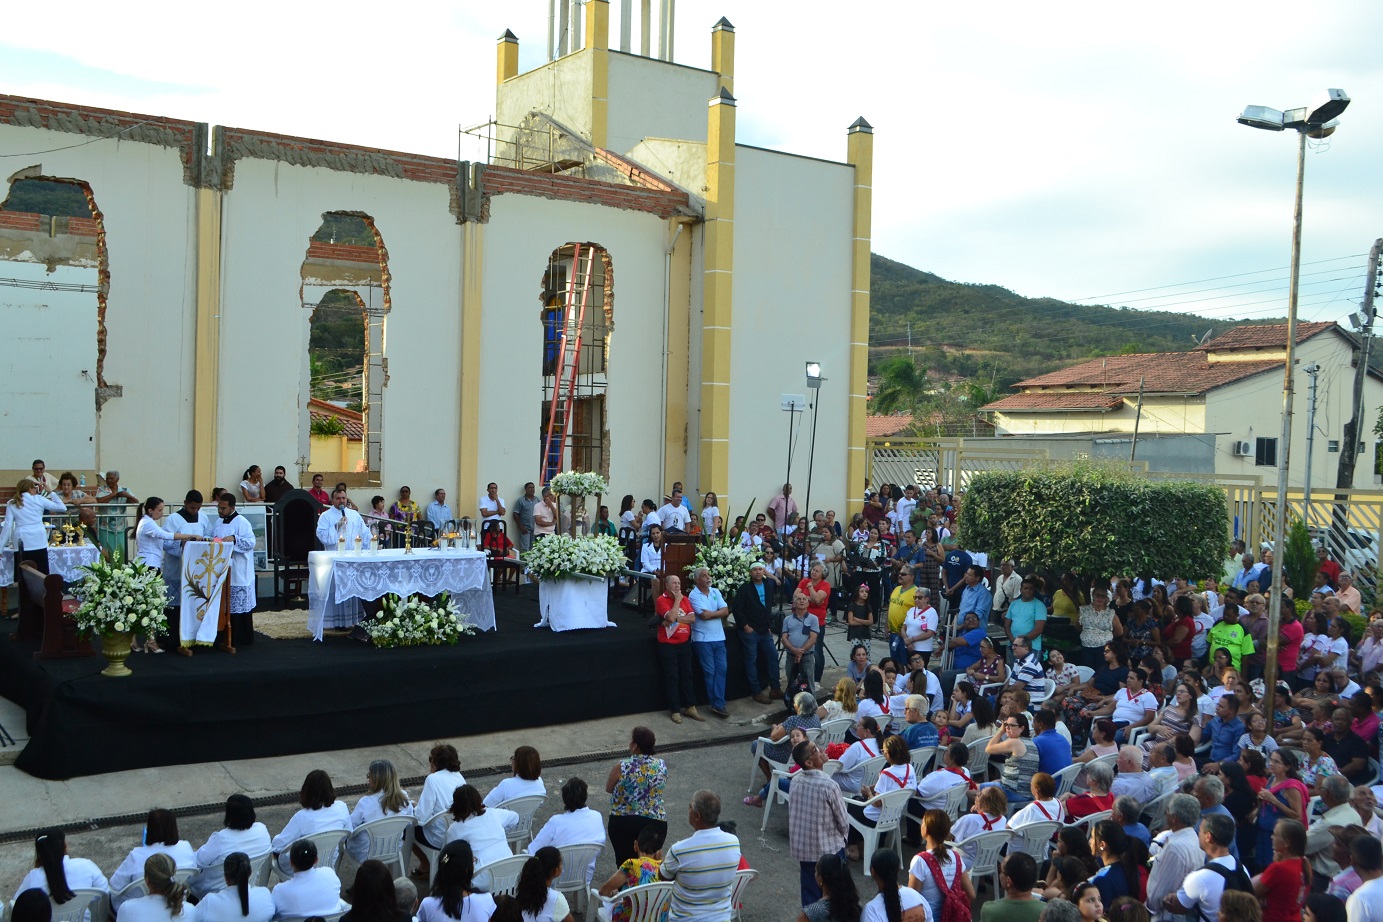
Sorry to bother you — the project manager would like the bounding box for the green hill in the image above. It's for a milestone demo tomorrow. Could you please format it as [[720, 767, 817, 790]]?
[[869, 253, 1279, 390]]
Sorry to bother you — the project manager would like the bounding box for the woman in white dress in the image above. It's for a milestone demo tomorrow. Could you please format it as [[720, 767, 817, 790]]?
[[512, 847, 573, 922], [699, 492, 720, 537], [4, 478, 69, 610], [271, 770, 351, 874], [444, 786, 519, 869], [191, 795, 272, 899], [134, 498, 200, 573], [863, 849, 927, 922], [414, 745, 468, 881], [483, 746, 545, 808], [189, 853, 273, 922], [416, 841, 496, 922], [347, 759, 414, 862], [116, 854, 196, 922], [110, 809, 198, 901], [11, 830, 108, 906], [238, 467, 264, 503]]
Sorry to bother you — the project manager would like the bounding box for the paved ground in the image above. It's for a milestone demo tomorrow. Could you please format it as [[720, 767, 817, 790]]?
[[0, 620, 871, 920]]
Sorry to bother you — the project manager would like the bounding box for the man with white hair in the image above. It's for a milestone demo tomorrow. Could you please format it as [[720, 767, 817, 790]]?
[[688, 566, 731, 719], [1061, 761, 1114, 823], [1145, 794, 1204, 921], [1110, 745, 1160, 803], [1306, 774, 1361, 879], [1337, 571, 1362, 614], [1191, 774, 1240, 862]]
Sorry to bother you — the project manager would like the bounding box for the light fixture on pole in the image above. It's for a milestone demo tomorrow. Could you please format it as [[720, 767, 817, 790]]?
[[1236, 87, 1350, 725], [803, 362, 825, 541]]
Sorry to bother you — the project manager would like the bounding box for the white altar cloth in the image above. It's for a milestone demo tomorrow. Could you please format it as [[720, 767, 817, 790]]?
[[308, 547, 495, 640], [536, 578, 615, 632], [47, 545, 102, 582]]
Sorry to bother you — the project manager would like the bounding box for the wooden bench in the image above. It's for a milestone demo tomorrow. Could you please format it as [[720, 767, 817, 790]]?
[[18, 563, 95, 659]]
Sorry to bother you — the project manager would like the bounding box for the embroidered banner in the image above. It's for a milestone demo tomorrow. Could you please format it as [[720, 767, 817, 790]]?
[[180, 541, 231, 645]]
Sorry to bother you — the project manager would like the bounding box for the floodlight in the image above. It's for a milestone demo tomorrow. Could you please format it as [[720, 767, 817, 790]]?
[[1237, 105, 1285, 131], [1307, 89, 1350, 125], [805, 362, 823, 389]]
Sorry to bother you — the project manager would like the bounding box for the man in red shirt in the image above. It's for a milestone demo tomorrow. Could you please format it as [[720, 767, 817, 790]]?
[[307, 473, 330, 506], [1317, 545, 1342, 588], [655, 575, 703, 724]]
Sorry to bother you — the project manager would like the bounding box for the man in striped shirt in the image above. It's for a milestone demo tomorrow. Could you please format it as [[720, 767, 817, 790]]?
[[660, 789, 742, 921]]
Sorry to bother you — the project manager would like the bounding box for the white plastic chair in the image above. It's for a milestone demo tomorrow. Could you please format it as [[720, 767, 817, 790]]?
[[497, 794, 547, 852], [955, 828, 1010, 899], [1367, 759, 1382, 787], [554, 842, 606, 918], [909, 746, 939, 775], [966, 738, 994, 782], [414, 809, 452, 886], [943, 782, 971, 821], [1073, 666, 1095, 684], [111, 868, 196, 908], [350, 814, 416, 879], [844, 788, 914, 868], [1009, 820, 1062, 861], [746, 734, 793, 792], [819, 717, 854, 746], [762, 769, 793, 833], [273, 829, 349, 881], [590, 880, 673, 922], [730, 867, 758, 922], [475, 854, 529, 895], [1051, 762, 1085, 800], [855, 754, 890, 791], [248, 850, 274, 888], [49, 891, 108, 922], [1074, 753, 1118, 793], [1067, 809, 1112, 834], [1141, 791, 1175, 833], [822, 759, 842, 777], [1028, 678, 1057, 708]]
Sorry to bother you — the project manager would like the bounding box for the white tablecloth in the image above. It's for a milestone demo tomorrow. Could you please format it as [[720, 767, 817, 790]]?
[[307, 548, 496, 640], [536, 578, 615, 631], [0, 548, 12, 588], [47, 545, 101, 581]]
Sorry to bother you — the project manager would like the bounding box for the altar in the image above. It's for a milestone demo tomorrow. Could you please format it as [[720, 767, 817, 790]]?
[[47, 545, 102, 581], [307, 548, 496, 640]]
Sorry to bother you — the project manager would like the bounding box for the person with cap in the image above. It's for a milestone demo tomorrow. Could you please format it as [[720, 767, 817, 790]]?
[[732, 559, 781, 705]]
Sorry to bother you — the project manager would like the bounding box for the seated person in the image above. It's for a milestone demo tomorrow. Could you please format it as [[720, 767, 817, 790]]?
[[191, 795, 272, 898], [109, 809, 197, 904], [480, 521, 516, 560], [1009, 772, 1063, 827], [270, 840, 346, 919], [1061, 761, 1115, 822], [899, 694, 941, 750]]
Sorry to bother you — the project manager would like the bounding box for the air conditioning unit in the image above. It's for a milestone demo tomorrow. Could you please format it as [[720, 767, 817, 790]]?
[[1232, 440, 1253, 457]]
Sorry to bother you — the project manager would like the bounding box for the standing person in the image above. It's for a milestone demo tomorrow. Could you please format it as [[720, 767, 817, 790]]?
[[798, 562, 831, 634], [659, 790, 740, 922], [782, 590, 821, 695], [698, 492, 720, 537], [164, 491, 213, 609], [264, 466, 294, 503], [1253, 819, 1311, 922], [768, 483, 798, 537], [1078, 585, 1124, 670], [1256, 750, 1310, 873], [940, 540, 972, 617], [992, 559, 1023, 620], [900, 587, 938, 668], [886, 565, 918, 636], [213, 495, 258, 647], [1005, 576, 1048, 652], [477, 483, 504, 527], [688, 567, 731, 719], [862, 849, 929, 922], [424, 490, 453, 532], [1161, 813, 1251, 921], [654, 575, 702, 724], [605, 727, 668, 866], [306, 474, 330, 506], [95, 469, 139, 561], [845, 583, 877, 660], [1345, 837, 1383, 920], [316, 489, 371, 550], [732, 561, 781, 705], [979, 853, 1045, 922], [1144, 794, 1208, 920], [512, 482, 539, 553], [239, 466, 264, 503], [788, 739, 849, 909], [5, 478, 69, 597], [1241, 594, 1271, 683], [957, 565, 994, 626]]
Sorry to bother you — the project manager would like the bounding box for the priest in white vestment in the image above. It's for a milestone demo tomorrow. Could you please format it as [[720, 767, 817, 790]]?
[[315, 489, 371, 550], [213, 494, 258, 645]]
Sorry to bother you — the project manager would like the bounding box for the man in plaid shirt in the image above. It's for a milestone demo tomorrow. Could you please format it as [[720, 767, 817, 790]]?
[[788, 739, 848, 909]]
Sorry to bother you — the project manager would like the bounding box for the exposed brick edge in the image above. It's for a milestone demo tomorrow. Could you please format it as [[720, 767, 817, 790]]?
[[218, 127, 458, 186], [482, 165, 691, 219], [305, 240, 388, 266], [0, 210, 99, 238]]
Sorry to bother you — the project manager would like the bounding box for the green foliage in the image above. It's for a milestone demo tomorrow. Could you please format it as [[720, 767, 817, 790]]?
[[309, 290, 365, 402], [0, 179, 92, 217], [871, 356, 928, 416], [311, 213, 376, 246], [958, 461, 1229, 580], [1342, 612, 1368, 644], [310, 415, 345, 437], [1283, 517, 1319, 600]]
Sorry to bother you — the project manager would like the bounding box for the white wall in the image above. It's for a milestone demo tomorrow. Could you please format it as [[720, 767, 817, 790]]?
[[0, 262, 98, 470], [606, 53, 719, 155], [217, 158, 463, 498], [0, 122, 198, 489], [725, 145, 855, 517], [478, 193, 674, 506], [496, 54, 595, 146]]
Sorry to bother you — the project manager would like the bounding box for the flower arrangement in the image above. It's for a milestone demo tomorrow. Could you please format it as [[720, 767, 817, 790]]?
[[522, 533, 626, 581], [365, 593, 478, 648], [694, 540, 757, 596], [71, 559, 169, 638], [548, 470, 609, 497]]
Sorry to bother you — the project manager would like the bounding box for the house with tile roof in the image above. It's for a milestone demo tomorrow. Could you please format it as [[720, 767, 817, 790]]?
[[982, 322, 1383, 487]]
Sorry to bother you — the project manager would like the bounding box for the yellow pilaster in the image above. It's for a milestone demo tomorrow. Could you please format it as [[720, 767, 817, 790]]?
[[456, 221, 484, 522], [192, 183, 222, 490], [710, 17, 735, 95], [497, 30, 519, 84], [700, 88, 736, 503], [586, 0, 610, 148], [663, 220, 692, 492], [846, 117, 874, 513]]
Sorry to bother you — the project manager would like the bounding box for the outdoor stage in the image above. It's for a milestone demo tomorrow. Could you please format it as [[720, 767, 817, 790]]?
[[0, 585, 760, 780]]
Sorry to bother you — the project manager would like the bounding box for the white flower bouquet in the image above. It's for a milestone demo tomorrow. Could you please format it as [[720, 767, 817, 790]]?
[[71, 559, 169, 638], [365, 593, 478, 648], [694, 541, 757, 596], [522, 534, 625, 581], [548, 470, 609, 497]]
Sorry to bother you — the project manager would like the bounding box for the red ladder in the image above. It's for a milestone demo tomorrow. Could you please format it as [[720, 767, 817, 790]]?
[[540, 244, 597, 484]]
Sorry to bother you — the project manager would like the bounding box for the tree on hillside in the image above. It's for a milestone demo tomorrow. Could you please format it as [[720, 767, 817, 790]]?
[[871, 356, 929, 416], [958, 461, 1228, 580]]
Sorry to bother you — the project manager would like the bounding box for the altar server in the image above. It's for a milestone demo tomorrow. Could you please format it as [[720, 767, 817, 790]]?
[[164, 491, 214, 604], [315, 488, 371, 550], [213, 495, 258, 646]]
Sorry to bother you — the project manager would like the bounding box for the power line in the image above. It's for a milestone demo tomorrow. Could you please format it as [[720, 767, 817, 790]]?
[[1089, 267, 1366, 308], [1070, 253, 1367, 301]]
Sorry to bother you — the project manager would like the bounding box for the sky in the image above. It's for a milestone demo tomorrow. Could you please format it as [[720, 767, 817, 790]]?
[[2, 0, 1380, 330]]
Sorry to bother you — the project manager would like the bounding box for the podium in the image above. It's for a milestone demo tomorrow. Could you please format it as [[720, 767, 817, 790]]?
[[661, 534, 700, 588]]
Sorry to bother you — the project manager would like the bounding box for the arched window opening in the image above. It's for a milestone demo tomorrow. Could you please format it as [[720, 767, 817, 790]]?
[[0, 174, 107, 471], [539, 243, 612, 483], [301, 212, 389, 483]]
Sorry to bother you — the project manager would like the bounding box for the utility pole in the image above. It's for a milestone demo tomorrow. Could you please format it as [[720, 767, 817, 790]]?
[[907, 321, 913, 361], [1332, 238, 1382, 550], [1130, 376, 1145, 461], [1303, 363, 1321, 514]]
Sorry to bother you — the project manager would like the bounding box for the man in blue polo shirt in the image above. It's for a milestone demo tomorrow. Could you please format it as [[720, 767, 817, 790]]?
[[1031, 709, 1072, 775], [947, 611, 988, 672], [958, 565, 992, 624], [1204, 694, 1246, 764]]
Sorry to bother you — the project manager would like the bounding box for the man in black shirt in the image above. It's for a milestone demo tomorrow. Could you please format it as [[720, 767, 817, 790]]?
[[1324, 706, 1371, 783]]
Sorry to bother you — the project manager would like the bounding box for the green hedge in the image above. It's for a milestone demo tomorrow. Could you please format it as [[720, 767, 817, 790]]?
[[959, 461, 1228, 580]]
